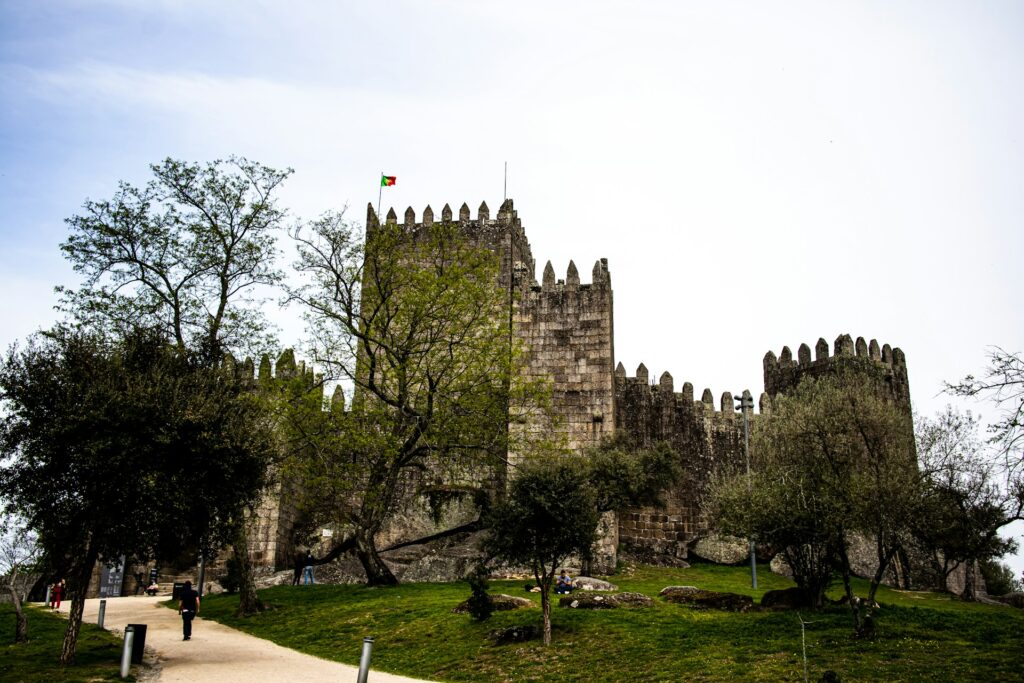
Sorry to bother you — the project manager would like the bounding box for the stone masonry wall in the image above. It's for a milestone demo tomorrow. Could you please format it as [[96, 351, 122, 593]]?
[[614, 366, 766, 562], [513, 258, 616, 458]]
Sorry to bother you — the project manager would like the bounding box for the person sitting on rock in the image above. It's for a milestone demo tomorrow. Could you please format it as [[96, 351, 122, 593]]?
[[555, 569, 574, 594]]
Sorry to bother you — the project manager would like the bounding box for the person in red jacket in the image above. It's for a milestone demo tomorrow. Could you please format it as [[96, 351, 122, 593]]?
[[50, 578, 65, 609]]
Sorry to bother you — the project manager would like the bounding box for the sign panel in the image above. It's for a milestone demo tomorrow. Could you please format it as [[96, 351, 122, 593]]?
[[98, 556, 126, 598]]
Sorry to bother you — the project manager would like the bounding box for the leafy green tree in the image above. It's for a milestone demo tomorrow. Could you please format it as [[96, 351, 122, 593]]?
[[1, 513, 39, 644], [57, 157, 291, 614], [58, 157, 290, 362], [914, 407, 1022, 600], [979, 558, 1023, 595], [482, 458, 599, 646], [0, 329, 274, 663], [946, 347, 1024, 473], [285, 212, 525, 585], [710, 364, 917, 635]]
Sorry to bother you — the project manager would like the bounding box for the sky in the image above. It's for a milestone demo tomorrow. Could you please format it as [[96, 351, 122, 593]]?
[[1, 1, 1022, 577]]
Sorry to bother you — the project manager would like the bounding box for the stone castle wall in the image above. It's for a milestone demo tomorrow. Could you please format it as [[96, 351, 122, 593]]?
[[613, 367, 765, 561], [513, 259, 616, 457]]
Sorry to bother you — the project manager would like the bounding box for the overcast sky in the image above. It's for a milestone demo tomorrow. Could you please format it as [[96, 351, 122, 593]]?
[[2, 1, 1022, 576]]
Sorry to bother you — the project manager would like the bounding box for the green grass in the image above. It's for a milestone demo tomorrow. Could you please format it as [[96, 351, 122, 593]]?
[[195, 562, 1024, 682], [0, 603, 129, 682]]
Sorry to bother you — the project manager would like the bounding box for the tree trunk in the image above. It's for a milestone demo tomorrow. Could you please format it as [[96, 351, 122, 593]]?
[[234, 525, 264, 617], [354, 527, 398, 586], [7, 568, 28, 644], [61, 544, 98, 665], [961, 559, 978, 601], [837, 546, 864, 637], [540, 584, 552, 647]]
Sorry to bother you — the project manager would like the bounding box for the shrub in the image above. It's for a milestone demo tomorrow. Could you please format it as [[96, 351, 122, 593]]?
[[465, 564, 494, 621]]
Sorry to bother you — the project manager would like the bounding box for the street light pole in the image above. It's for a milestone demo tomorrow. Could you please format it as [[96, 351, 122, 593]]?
[[735, 391, 757, 589]]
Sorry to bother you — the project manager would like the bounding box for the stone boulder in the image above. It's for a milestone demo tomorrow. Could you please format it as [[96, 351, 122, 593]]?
[[659, 586, 754, 612], [770, 553, 793, 578], [761, 587, 814, 610], [452, 593, 534, 614], [488, 624, 541, 645], [995, 592, 1024, 609], [558, 592, 653, 609], [574, 576, 618, 591], [691, 534, 750, 565]]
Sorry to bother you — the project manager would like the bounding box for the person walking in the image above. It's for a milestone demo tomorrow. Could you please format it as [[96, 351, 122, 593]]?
[[177, 580, 201, 641], [303, 551, 315, 585], [292, 552, 303, 586], [50, 578, 64, 609]]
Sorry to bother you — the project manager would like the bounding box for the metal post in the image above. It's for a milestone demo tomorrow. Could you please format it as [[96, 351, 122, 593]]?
[[45, 585, 51, 607], [120, 626, 135, 679], [736, 391, 757, 589], [356, 637, 374, 683], [197, 552, 206, 598], [98, 599, 107, 629]]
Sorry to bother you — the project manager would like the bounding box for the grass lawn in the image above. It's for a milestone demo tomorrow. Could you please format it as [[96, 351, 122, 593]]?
[[196, 562, 1024, 682], [0, 603, 129, 682]]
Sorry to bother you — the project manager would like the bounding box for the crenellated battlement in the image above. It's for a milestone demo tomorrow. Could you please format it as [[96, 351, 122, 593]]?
[[532, 258, 612, 293], [367, 199, 529, 249], [613, 362, 769, 417], [763, 333, 911, 406]]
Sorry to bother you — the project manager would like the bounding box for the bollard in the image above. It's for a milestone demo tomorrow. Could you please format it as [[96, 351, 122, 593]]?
[[356, 637, 374, 683], [120, 626, 134, 679], [45, 586, 51, 607], [98, 599, 107, 629]]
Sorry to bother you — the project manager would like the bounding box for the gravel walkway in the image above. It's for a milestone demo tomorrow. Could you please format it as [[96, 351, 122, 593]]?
[[60, 596, 437, 683]]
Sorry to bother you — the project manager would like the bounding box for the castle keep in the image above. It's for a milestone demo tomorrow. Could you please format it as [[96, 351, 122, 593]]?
[[353, 198, 913, 569]]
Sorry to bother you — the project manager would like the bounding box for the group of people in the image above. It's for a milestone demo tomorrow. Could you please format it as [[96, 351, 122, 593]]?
[[292, 550, 316, 585]]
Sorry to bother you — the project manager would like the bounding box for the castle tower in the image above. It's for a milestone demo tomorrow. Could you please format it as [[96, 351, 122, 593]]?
[[367, 200, 617, 461]]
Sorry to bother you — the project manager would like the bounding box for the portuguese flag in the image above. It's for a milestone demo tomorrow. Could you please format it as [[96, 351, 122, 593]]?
[[381, 175, 397, 187]]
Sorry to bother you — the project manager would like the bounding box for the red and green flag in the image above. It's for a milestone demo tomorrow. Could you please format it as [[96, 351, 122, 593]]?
[[381, 175, 396, 187]]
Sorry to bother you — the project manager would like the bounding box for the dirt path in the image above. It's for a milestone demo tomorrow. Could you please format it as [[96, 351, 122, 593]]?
[[60, 596, 437, 683]]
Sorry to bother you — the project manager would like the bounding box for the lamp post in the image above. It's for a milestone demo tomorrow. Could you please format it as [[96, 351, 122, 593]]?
[[734, 390, 757, 589]]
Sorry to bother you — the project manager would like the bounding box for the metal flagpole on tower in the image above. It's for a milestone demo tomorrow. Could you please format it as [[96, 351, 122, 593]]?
[[504, 162, 507, 201], [377, 171, 383, 223]]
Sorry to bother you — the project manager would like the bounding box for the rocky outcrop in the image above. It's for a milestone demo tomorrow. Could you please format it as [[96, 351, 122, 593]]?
[[691, 535, 750, 565], [770, 553, 793, 578], [761, 587, 814, 610], [558, 592, 653, 609], [994, 592, 1024, 609], [452, 593, 534, 614], [574, 576, 618, 591], [489, 624, 541, 645], [659, 586, 754, 612]]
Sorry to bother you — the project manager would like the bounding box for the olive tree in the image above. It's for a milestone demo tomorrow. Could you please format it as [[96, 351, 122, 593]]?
[[0, 329, 274, 663], [285, 211, 524, 585], [711, 364, 917, 635]]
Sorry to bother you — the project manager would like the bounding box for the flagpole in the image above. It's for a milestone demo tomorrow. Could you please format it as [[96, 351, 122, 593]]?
[[377, 171, 383, 223], [503, 162, 507, 201]]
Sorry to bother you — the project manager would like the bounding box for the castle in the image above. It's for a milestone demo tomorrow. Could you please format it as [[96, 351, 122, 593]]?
[[361, 199, 910, 569], [247, 197, 913, 576]]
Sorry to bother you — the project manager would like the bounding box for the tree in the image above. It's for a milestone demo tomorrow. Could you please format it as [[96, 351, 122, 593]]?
[[914, 407, 1023, 600], [58, 157, 290, 362], [0, 328, 274, 663], [57, 157, 291, 613], [1, 513, 40, 644], [946, 347, 1024, 473], [285, 211, 524, 585], [482, 457, 599, 646], [710, 364, 918, 635]]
